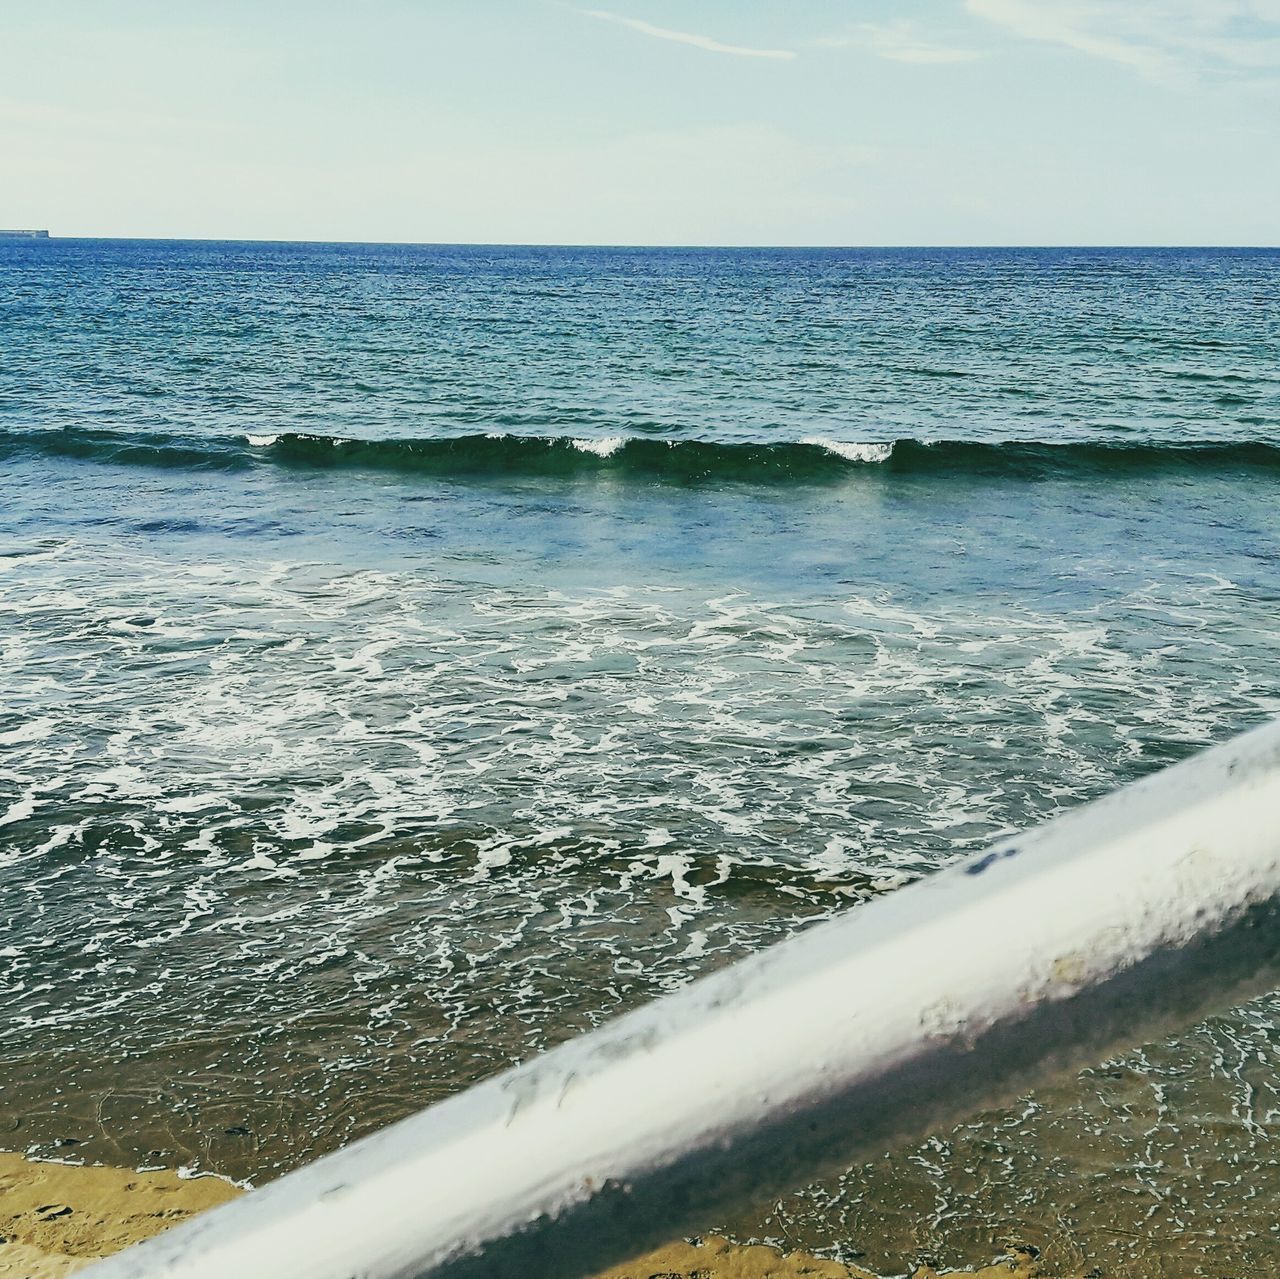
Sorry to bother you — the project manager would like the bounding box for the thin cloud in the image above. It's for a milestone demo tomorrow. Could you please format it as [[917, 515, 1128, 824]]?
[[965, 0, 1173, 77], [966, 0, 1280, 82], [582, 9, 797, 60], [817, 21, 983, 64]]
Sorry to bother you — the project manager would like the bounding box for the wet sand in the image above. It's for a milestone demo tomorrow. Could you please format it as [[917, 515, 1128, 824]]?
[[0, 1152, 1063, 1278], [0, 1154, 239, 1277], [592, 1235, 1048, 1278]]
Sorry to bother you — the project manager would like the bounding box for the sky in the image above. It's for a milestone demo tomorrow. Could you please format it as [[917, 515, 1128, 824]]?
[[2, 0, 1279, 244]]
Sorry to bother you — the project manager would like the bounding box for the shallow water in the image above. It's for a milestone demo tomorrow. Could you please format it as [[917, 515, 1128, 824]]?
[[2, 242, 1279, 1275]]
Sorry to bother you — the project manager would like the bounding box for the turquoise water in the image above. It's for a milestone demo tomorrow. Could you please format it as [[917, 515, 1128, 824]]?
[[3, 241, 1280, 1275]]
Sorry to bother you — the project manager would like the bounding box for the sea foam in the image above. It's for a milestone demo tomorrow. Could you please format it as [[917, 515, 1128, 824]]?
[[571, 437, 626, 458], [801, 438, 894, 464]]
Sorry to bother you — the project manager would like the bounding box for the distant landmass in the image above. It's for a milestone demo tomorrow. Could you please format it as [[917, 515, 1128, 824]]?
[[0, 229, 50, 238]]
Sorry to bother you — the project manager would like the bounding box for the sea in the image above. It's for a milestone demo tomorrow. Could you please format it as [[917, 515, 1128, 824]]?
[[2, 240, 1279, 1276]]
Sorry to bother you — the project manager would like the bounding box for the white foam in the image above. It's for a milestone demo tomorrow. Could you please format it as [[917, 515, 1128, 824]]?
[[801, 437, 894, 464], [245, 434, 279, 447], [571, 437, 625, 458], [6, 541, 1276, 1216]]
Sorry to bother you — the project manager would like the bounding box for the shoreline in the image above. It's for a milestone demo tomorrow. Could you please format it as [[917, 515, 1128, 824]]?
[[0, 1152, 1058, 1279]]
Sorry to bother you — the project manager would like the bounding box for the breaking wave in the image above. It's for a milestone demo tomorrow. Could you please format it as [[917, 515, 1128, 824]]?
[[5, 425, 1280, 484]]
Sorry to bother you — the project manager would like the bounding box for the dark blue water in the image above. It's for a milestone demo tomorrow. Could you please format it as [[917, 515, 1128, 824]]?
[[3, 241, 1280, 1276]]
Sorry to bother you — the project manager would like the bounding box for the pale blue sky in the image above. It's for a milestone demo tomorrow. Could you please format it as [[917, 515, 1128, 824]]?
[[3, 1, 1279, 244]]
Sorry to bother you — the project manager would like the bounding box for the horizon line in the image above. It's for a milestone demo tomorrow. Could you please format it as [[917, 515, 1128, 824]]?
[[7, 235, 1280, 250]]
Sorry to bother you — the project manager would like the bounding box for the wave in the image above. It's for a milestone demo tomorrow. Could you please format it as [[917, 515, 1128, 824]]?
[[5, 425, 1280, 484]]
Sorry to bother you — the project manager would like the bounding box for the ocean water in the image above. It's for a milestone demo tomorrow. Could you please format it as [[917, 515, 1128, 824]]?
[[2, 240, 1280, 1275]]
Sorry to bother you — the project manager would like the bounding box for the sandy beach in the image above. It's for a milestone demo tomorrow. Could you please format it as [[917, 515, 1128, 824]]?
[[0, 1154, 238, 1278], [0, 1153, 1061, 1279]]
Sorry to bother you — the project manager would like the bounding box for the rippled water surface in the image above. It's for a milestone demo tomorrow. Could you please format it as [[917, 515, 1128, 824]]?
[[2, 242, 1280, 1276]]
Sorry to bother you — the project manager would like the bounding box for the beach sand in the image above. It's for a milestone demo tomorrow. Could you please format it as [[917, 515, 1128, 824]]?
[[0, 1154, 239, 1278], [0, 1153, 1060, 1279], [591, 1235, 1048, 1279]]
